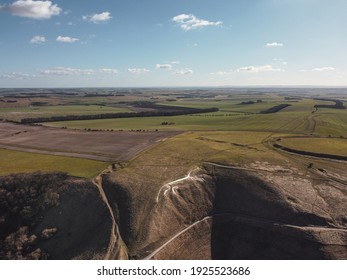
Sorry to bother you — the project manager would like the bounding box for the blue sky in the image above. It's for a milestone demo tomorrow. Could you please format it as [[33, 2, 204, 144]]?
[[0, 0, 346, 87]]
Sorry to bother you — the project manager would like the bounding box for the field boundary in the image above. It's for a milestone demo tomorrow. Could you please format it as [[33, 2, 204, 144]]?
[[272, 142, 347, 162]]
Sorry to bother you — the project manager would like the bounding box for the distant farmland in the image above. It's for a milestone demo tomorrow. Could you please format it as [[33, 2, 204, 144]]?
[[0, 122, 178, 161]]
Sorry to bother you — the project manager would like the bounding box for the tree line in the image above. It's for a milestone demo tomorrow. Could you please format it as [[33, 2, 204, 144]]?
[[18, 107, 219, 124], [313, 98, 345, 109]]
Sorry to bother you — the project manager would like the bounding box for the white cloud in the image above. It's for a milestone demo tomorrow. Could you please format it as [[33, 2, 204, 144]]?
[[312, 67, 335, 72], [156, 64, 173, 70], [171, 61, 180, 64], [266, 42, 284, 47], [56, 36, 79, 43], [172, 13, 222, 31], [40, 67, 94, 75], [128, 68, 150, 74], [30, 35, 46, 44], [99, 68, 118, 74], [173, 14, 191, 22], [2, 0, 61, 19], [175, 68, 193, 75], [0, 72, 32, 79], [83, 12, 111, 23], [236, 65, 282, 73]]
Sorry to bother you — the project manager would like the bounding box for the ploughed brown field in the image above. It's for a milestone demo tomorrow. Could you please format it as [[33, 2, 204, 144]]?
[[0, 122, 177, 161]]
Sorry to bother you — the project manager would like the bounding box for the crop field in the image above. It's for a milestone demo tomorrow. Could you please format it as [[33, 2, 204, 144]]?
[[278, 137, 347, 157], [46, 107, 347, 137], [0, 122, 177, 162], [0, 105, 131, 122], [0, 88, 346, 178], [0, 148, 109, 178]]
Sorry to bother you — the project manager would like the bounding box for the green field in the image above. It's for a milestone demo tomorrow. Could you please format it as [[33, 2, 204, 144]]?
[[0, 104, 131, 122], [0, 149, 109, 178], [46, 108, 347, 138], [1, 89, 347, 178], [279, 137, 347, 157]]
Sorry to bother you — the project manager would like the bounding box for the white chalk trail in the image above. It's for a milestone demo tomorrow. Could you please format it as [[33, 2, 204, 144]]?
[[155, 168, 201, 203]]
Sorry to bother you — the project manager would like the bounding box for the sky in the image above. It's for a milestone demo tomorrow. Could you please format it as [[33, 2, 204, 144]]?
[[0, 0, 346, 87]]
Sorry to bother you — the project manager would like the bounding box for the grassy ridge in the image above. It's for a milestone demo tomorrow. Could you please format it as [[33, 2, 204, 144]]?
[[109, 129, 347, 219], [115, 131, 289, 188]]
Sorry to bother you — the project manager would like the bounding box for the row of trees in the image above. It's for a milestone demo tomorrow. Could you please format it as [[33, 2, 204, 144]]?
[[19, 107, 219, 124], [313, 98, 345, 109], [260, 104, 291, 114]]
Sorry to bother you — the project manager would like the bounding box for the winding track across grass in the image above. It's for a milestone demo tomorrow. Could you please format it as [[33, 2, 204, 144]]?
[[92, 168, 128, 260]]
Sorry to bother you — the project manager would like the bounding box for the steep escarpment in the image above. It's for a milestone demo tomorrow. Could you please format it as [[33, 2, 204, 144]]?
[[209, 166, 347, 259], [102, 163, 347, 259], [140, 169, 215, 258], [2, 160, 346, 260]]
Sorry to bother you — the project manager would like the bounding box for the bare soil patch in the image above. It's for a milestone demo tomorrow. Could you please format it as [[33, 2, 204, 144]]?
[[0, 122, 178, 161]]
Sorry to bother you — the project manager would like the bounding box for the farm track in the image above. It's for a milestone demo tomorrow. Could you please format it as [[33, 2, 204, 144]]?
[[143, 216, 212, 260], [305, 114, 317, 133], [92, 167, 128, 260], [144, 211, 347, 260], [203, 161, 291, 174]]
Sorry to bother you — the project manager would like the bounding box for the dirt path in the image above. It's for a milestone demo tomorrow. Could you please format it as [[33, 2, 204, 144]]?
[[143, 216, 212, 260], [143, 212, 347, 260], [92, 168, 128, 260], [306, 114, 317, 133], [203, 161, 292, 174]]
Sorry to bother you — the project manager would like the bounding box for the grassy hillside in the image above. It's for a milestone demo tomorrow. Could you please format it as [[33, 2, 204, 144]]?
[[112, 131, 291, 194], [0, 149, 109, 178]]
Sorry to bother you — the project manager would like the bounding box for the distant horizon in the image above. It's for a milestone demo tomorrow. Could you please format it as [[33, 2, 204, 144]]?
[[1, 85, 347, 90]]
